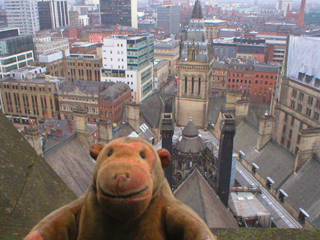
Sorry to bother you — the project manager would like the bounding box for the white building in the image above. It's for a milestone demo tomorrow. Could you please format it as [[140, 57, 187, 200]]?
[[78, 15, 90, 26], [33, 36, 70, 61], [101, 35, 154, 103], [4, 0, 39, 36]]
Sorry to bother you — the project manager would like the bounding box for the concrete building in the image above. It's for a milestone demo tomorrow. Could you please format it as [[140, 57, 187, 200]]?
[[156, 5, 180, 35], [78, 15, 89, 26], [154, 38, 179, 77], [101, 34, 154, 103], [276, 0, 292, 17], [176, 0, 214, 128], [38, 0, 70, 30], [100, 0, 138, 28], [0, 73, 62, 124], [4, 0, 39, 36], [33, 36, 70, 61], [0, 29, 34, 79]]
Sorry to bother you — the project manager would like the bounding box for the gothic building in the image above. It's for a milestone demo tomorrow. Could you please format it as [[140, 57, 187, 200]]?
[[172, 118, 215, 187], [176, 0, 214, 128]]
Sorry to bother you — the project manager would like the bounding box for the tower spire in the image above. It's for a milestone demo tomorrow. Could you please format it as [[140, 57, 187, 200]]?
[[191, 0, 204, 19]]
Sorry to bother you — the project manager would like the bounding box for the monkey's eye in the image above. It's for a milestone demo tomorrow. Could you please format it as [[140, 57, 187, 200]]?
[[140, 152, 146, 159], [108, 150, 113, 156]]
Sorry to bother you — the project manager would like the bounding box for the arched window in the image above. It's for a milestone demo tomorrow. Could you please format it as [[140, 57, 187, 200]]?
[[192, 51, 195, 60]]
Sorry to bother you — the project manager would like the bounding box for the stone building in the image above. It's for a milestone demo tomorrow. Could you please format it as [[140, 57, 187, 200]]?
[[204, 19, 228, 41], [0, 73, 62, 125], [173, 118, 215, 187], [176, 0, 214, 128], [154, 38, 179, 77]]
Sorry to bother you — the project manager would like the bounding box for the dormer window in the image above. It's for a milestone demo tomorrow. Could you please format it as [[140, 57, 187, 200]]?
[[305, 75, 313, 84], [266, 177, 274, 190], [252, 163, 259, 174], [278, 189, 288, 203], [298, 208, 310, 225], [298, 72, 305, 80]]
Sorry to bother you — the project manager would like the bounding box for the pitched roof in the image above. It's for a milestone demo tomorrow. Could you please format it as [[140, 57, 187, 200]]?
[[0, 112, 76, 239], [174, 167, 238, 228], [140, 92, 164, 129], [281, 157, 320, 228], [191, 0, 204, 19], [234, 121, 295, 189], [43, 135, 95, 197]]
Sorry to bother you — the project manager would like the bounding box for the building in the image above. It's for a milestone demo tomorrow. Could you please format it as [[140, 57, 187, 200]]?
[[37, 0, 70, 30], [157, 5, 181, 35], [101, 34, 154, 103], [0, 11, 8, 28], [0, 73, 62, 125], [204, 19, 228, 41], [153, 59, 169, 90], [98, 82, 132, 123], [100, 0, 138, 28], [4, 0, 39, 36], [0, 29, 34, 79], [276, 0, 292, 17], [70, 41, 102, 54], [78, 15, 89, 26], [33, 36, 70, 61], [272, 36, 320, 156], [176, 0, 214, 128], [58, 80, 131, 124], [154, 38, 179, 77]]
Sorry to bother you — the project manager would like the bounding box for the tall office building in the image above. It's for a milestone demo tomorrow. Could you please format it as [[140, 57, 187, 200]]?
[[4, 0, 39, 36], [100, 0, 137, 28], [157, 5, 181, 35], [38, 0, 70, 30], [101, 34, 154, 103]]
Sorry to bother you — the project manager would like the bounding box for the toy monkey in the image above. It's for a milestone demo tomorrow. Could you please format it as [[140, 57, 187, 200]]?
[[25, 137, 215, 240]]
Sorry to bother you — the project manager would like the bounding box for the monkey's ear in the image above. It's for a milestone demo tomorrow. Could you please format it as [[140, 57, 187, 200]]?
[[157, 149, 171, 169], [90, 143, 106, 160]]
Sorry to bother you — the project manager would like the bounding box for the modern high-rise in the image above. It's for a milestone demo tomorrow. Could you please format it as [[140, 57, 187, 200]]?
[[157, 5, 180, 35], [37, 0, 70, 30], [101, 34, 154, 103], [4, 0, 39, 36], [100, 0, 137, 28]]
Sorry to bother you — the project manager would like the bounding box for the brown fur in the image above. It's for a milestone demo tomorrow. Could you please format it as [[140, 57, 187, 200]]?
[[25, 137, 216, 240]]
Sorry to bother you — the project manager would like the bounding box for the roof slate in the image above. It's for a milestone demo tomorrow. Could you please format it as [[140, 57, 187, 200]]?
[[174, 167, 238, 228], [0, 112, 76, 239]]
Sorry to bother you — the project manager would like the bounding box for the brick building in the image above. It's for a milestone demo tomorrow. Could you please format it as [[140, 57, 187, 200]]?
[[58, 80, 131, 124]]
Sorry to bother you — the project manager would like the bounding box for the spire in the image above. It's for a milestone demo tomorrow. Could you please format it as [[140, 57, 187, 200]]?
[[191, 0, 204, 19]]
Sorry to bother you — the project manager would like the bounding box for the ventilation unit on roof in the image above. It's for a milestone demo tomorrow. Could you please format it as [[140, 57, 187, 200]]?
[[140, 123, 149, 133]]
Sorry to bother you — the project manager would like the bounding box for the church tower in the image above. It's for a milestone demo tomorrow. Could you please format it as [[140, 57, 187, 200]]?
[[176, 0, 214, 128]]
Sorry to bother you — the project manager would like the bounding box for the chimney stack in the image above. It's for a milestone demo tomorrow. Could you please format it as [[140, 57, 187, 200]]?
[[161, 113, 174, 188], [216, 113, 236, 207], [73, 108, 92, 149], [256, 115, 275, 151], [23, 128, 43, 156], [97, 119, 113, 144], [126, 102, 140, 133], [298, 0, 306, 27]]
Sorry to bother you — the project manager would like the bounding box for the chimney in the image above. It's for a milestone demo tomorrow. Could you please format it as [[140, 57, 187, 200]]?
[[256, 115, 275, 151], [225, 91, 242, 111], [23, 128, 43, 156], [235, 99, 249, 124], [298, 0, 306, 27], [216, 113, 236, 207], [160, 113, 174, 188], [294, 128, 320, 172], [126, 102, 140, 133], [73, 108, 92, 149], [97, 119, 113, 144]]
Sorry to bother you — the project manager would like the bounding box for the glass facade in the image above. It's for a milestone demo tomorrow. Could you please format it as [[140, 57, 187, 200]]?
[[38, 1, 53, 30], [100, 0, 132, 27], [0, 36, 34, 56]]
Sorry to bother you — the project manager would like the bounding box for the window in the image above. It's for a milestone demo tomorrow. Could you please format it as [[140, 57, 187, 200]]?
[[289, 129, 293, 138], [291, 100, 295, 108], [287, 141, 291, 148], [306, 108, 312, 117], [281, 137, 285, 144], [284, 114, 288, 122], [316, 100, 320, 108], [292, 89, 297, 98], [299, 92, 304, 101], [291, 117, 295, 126], [282, 125, 286, 133], [297, 104, 302, 112], [314, 112, 319, 121], [295, 136, 301, 147], [299, 122, 304, 130], [308, 96, 314, 105], [295, 147, 299, 155]]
